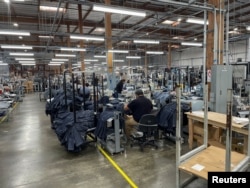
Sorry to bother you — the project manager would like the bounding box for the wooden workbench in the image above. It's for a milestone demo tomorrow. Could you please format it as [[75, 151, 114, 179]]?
[[179, 146, 247, 179], [186, 111, 249, 153]]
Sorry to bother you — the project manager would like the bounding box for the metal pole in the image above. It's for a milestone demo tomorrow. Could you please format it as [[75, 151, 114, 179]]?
[[225, 89, 233, 171], [72, 73, 76, 123], [176, 86, 181, 188], [63, 71, 67, 106], [82, 72, 86, 110]]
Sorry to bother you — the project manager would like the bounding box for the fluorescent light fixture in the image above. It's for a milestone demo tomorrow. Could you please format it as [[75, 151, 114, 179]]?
[[113, 60, 124, 62], [70, 35, 104, 41], [50, 61, 64, 64], [94, 27, 105, 32], [181, 42, 202, 46], [0, 30, 30, 36], [39, 6, 66, 13], [9, 52, 34, 56], [84, 59, 98, 62], [60, 47, 86, 52], [126, 56, 141, 59], [49, 63, 63, 65], [246, 26, 250, 31], [93, 4, 146, 17], [15, 58, 35, 61], [108, 50, 129, 53], [133, 40, 159, 44], [20, 64, 35, 66], [162, 20, 174, 24], [19, 61, 36, 64], [1, 45, 32, 49], [146, 51, 164, 55], [39, 35, 54, 39], [51, 58, 68, 61], [186, 18, 208, 25], [0, 63, 8, 66], [55, 54, 76, 57], [94, 55, 106, 58]]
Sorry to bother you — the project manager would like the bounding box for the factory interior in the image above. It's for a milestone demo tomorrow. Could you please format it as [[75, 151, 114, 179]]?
[[0, 0, 250, 188]]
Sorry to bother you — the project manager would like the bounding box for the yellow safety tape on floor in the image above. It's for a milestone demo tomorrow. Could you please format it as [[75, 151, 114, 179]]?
[[97, 144, 138, 188], [0, 102, 19, 124]]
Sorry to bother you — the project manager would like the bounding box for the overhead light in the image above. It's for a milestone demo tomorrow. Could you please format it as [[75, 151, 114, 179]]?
[[113, 60, 124, 62], [70, 35, 104, 41], [21, 64, 35, 66], [48, 64, 61, 66], [60, 47, 86, 52], [51, 58, 68, 61], [50, 62, 64, 64], [186, 18, 208, 25], [246, 26, 250, 31], [94, 55, 106, 58], [0, 30, 30, 36], [162, 20, 174, 24], [133, 40, 159, 44], [55, 54, 76, 57], [79, 62, 90, 65], [39, 35, 54, 39], [1, 45, 33, 49], [126, 56, 141, 59], [9, 52, 34, 56], [181, 42, 202, 46], [13, 23, 18, 27], [146, 51, 164, 55], [19, 36, 23, 39], [0, 63, 8, 66], [39, 6, 66, 13], [15, 58, 35, 61], [108, 50, 129, 53], [94, 27, 105, 32], [19, 61, 36, 64], [93, 4, 146, 17]]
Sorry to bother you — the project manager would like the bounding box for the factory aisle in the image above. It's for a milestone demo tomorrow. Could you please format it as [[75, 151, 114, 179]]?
[[0, 93, 208, 188]]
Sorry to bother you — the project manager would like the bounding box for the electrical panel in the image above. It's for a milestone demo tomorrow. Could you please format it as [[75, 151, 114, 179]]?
[[209, 65, 232, 114]]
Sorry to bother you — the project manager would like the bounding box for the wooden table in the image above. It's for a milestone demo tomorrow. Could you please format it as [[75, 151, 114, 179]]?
[[179, 146, 246, 179], [186, 111, 249, 153]]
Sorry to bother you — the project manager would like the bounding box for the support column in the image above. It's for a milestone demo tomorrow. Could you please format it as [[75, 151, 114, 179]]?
[[145, 51, 148, 79], [78, 4, 85, 72], [105, 0, 116, 90]]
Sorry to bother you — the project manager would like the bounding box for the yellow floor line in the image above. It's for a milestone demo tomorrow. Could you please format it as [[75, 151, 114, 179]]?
[[97, 144, 138, 188], [0, 102, 19, 124]]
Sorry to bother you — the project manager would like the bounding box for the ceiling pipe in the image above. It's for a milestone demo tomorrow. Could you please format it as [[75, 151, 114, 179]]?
[[157, 0, 226, 12]]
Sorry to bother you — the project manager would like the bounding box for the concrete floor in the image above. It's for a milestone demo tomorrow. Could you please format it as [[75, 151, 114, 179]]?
[[0, 93, 210, 188]]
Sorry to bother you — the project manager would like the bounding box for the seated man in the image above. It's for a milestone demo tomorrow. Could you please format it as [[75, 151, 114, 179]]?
[[123, 89, 153, 137]]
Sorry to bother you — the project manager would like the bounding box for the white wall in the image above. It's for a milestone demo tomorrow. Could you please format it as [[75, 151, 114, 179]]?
[[148, 39, 250, 68]]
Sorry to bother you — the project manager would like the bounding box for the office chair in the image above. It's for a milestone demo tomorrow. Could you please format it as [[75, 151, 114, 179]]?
[[130, 114, 159, 151]]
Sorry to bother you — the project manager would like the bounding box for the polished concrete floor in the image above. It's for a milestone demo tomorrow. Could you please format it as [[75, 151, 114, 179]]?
[[0, 93, 211, 188]]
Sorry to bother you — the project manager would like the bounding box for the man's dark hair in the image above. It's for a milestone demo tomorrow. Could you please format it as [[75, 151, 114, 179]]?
[[135, 89, 143, 96]]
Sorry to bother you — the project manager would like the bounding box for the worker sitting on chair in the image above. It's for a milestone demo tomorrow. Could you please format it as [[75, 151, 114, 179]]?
[[123, 89, 153, 137]]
